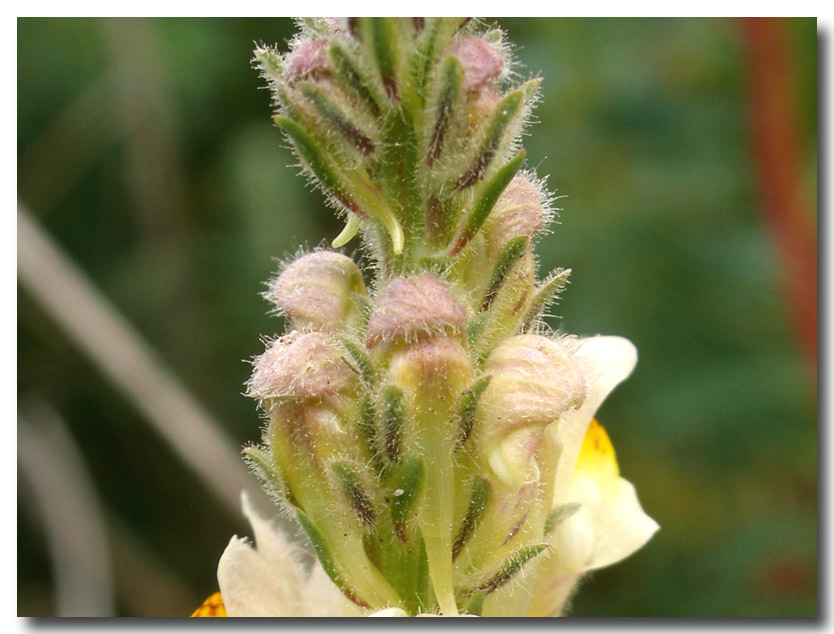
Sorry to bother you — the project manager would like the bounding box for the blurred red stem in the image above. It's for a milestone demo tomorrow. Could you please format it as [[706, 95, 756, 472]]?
[[740, 18, 817, 371]]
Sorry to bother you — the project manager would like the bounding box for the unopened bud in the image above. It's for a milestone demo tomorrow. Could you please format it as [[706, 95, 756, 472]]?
[[246, 327, 402, 608], [268, 251, 366, 332], [483, 335, 585, 423], [249, 332, 367, 529], [387, 336, 473, 406], [247, 331, 358, 408], [466, 85, 501, 133], [476, 335, 586, 484], [445, 35, 503, 91], [485, 176, 546, 258], [469, 242, 537, 360], [365, 274, 467, 352], [285, 38, 332, 84]]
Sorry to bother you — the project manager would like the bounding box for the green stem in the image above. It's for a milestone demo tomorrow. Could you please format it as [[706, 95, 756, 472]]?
[[419, 418, 459, 615]]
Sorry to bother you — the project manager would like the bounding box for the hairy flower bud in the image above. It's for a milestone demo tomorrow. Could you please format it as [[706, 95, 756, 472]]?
[[285, 38, 332, 84], [483, 335, 586, 426], [365, 274, 468, 352], [445, 35, 503, 91], [268, 251, 366, 332], [476, 335, 586, 484], [246, 330, 394, 609], [387, 337, 473, 407], [247, 331, 359, 409], [485, 176, 546, 258], [466, 85, 501, 133]]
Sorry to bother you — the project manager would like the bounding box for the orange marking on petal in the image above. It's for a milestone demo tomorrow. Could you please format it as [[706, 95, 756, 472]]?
[[191, 591, 228, 617]]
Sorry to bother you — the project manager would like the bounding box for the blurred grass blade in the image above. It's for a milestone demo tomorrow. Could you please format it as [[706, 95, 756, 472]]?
[[18, 403, 116, 616], [17, 202, 256, 517]]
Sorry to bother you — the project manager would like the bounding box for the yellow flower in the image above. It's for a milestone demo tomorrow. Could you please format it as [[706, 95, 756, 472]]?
[[530, 336, 660, 616]]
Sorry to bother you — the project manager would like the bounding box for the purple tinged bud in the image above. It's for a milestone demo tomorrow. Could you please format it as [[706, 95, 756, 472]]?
[[252, 331, 367, 530], [365, 274, 468, 350], [482, 335, 586, 428], [269, 251, 366, 332], [477, 335, 585, 484], [446, 35, 503, 91], [285, 38, 332, 84], [247, 331, 358, 404], [487, 177, 545, 257]]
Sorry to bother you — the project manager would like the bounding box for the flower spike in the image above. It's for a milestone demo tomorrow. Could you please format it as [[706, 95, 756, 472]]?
[[195, 17, 657, 618]]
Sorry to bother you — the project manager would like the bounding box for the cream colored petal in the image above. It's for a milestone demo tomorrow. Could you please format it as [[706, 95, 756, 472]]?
[[558, 419, 658, 573], [581, 476, 659, 571], [530, 472, 658, 616], [550, 476, 599, 571], [217, 536, 304, 616], [368, 607, 409, 617], [240, 492, 305, 588], [304, 560, 351, 617], [217, 492, 313, 616], [553, 336, 638, 501], [527, 563, 582, 617]]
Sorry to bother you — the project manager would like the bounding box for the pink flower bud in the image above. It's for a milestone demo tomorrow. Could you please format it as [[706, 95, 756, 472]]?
[[365, 274, 467, 350], [445, 35, 503, 91], [476, 335, 585, 484], [268, 251, 366, 332], [247, 331, 358, 404], [487, 177, 546, 257], [481, 335, 586, 429], [285, 38, 331, 84]]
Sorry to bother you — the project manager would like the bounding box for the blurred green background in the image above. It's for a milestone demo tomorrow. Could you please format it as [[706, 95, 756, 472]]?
[[17, 18, 817, 617]]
